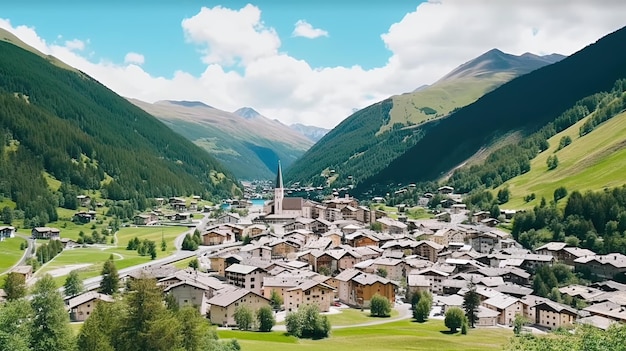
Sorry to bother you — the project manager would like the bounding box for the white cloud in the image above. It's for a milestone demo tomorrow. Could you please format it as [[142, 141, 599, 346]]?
[[124, 52, 145, 65], [2, 1, 626, 129], [64, 38, 87, 51], [181, 4, 280, 66], [292, 20, 329, 39]]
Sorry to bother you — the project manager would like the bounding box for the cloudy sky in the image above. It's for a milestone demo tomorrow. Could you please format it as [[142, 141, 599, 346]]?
[[1, 1, 625, 129]]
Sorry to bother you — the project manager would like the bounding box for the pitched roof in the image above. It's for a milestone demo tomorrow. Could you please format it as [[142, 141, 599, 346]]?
[[65, 291, 114, 309], [286, 280, 335, 292], [225, 263, 260, 275], [207, 288, 269, 307], [275, 161, 283, 189], [483, 294, 520, 309]]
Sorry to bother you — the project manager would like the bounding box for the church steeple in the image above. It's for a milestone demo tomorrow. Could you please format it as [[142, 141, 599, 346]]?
[[274, 161, 284, 215], [275, 161, 284, 189]]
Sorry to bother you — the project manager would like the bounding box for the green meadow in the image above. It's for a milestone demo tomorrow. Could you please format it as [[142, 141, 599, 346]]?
[[0, 237, 27, 274], [497, 111, 626, 209], [218, 319, 513, 351]]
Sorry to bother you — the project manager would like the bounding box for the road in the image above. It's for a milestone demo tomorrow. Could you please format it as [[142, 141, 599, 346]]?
[[81, 213, 240, 292], [1, 233, 35, 276]]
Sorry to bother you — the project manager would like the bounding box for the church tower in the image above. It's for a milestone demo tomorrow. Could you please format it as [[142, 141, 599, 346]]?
[[274, 161, 284, 215]]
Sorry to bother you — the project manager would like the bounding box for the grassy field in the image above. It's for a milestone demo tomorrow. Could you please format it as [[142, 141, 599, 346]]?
[[385, 73, 515, 134], [325, 308, 399, 326], [34, 225, 187, 287], [0, 237, 27, 274], [218, 319, 512, 351], [497, 111, 626, 209]]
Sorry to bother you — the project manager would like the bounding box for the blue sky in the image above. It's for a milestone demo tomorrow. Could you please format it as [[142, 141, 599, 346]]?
[[1, 1, 625, 128], [2, 1, 421, 77]]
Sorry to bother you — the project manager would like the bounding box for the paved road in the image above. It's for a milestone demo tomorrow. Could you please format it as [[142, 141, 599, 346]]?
[[1, 233, 35, 276], [81, 213, 240, 292]]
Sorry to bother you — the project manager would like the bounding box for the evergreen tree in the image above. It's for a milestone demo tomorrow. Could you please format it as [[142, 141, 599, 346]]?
[[100, 258, 119, 295], [0, 299, 33, 351], [118, 277, 169, 351], [30, 274, 74, 351], [413, 292, 432, 322], [463, 281, 480, 328], [3, 272, 26, 301], [63, 269, 84, 297], [76, 301, 124, 351]]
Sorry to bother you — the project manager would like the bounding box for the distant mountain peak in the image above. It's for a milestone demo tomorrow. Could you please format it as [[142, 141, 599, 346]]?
[[158, 100, 213, 109], [234, 107, 262, 119], [436, 48, 566, 83], [289, 123, 330, 143]]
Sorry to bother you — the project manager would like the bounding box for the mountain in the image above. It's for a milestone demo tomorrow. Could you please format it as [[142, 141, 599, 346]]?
[[233, 107, 262, 119], [286, 48, 564, 189], [0, 32, 240, 226], [289, 123, 330, 142], [358, 25, 626, 195], [130, 100, 313, 180]]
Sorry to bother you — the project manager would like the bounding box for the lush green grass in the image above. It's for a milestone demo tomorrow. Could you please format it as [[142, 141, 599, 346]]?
[[0, 237, 27, 274], [45, 248, 151, 288], [497, 111, 626, 209], [70, 322, 84, 336], [173, 256, 197, 269], [115, 226, 188, 254], [325, 308, 399, 326], [386, 73, 516, 134], [218, 319, 512, 351]]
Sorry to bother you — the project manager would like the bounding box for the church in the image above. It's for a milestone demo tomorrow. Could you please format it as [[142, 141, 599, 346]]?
[[262, 161, 312, 222]]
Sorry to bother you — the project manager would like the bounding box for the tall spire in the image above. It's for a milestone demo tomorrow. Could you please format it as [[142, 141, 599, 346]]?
[[275, 160, 284, 189]]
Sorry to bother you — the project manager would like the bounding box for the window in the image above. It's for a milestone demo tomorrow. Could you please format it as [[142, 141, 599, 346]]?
[[251, 277, 255, 282], [251, 284, 255, 289]]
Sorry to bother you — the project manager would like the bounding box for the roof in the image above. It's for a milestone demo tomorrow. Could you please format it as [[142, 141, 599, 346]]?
[[483, 294, 520, 309], [66, 291, 114, 309], [207, 288, 268, 307], [352, 272, 396, 286], [477, 305, 500, 318], [334, 268, 363, 282], [32, 227, 60, 233], [408, 274, 431, 287], [559, 284, 604, 300], [286, 280, 335, 292], [225, 263, 260, 275], [13, 265, 33, 274], [535, 242, 568, 252], [535, 300, 578, 316], [275, 161, 283, 189], [577, 315, 617, 330]]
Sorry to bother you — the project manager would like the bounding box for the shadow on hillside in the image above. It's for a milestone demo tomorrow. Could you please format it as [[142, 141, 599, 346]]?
[[439, 330, 457, 335]]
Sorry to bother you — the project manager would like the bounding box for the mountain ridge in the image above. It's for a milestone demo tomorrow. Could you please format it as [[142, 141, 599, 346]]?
[[130, 99, 313, 180], [286, 47, 565, 190]]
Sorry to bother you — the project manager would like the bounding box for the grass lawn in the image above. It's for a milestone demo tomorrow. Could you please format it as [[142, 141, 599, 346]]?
[[70, 322, 84, 336], [116, 226, 188, 254], [325, 308, 399, 326], [218, 319, 513, 351], [173, 256, 197, 269], [497, 111, 626, 209], [0, 236, 27, 274]]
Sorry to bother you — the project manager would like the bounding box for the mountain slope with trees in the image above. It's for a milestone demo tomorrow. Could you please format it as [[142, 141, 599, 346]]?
[[358, 25, 626, 196], [286, 49, 563, 190], [0, 37, 240, 226], [130, 100, 313, 180]]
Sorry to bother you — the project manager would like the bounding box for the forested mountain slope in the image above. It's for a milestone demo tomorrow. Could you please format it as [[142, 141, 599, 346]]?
[[130, 100, 312, 180], [286, 49, 562, 189], [359, 25, 626, 196], [0, 39, 240, 226]]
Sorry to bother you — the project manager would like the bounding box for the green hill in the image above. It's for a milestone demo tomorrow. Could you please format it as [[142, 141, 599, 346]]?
[[286, 49, 563, 189], [0, 37, 239, 226], [498, 109, 626, 209], [359, 26, 626, 197]]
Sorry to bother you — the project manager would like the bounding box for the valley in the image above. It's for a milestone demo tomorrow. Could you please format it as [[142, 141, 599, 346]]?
[[1, 8, 626, 351]]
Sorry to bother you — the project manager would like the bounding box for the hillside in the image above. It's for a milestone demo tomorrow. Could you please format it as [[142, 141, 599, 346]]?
[[0, 37, 240, 226], [498, 109, 626, 209], [359, 25, 626, 196], [286, 49, 562, 189], [130, 100, 313, 180]]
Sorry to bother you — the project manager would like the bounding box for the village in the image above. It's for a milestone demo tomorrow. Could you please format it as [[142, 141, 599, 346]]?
[[2, 165, 626, 334]]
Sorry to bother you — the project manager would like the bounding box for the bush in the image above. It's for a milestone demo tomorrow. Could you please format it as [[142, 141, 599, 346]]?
[[285, 305, 330, 339], [444, 307, 465, 333], [413, 295, 432, 322], [369, 294, 391, 317]]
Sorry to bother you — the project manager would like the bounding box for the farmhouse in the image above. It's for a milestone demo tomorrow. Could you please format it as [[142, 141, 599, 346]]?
[[31, 227, 61, 239], [206, 288, 270, 326]]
